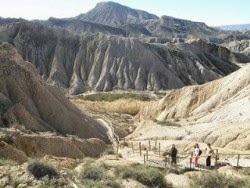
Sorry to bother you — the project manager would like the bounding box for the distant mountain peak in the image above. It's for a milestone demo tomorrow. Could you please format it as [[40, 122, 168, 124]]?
[[76, 1, 159, 27], [218, 24, 250, 31]]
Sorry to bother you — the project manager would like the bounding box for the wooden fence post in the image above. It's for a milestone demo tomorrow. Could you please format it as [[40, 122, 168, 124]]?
[[237, 154, 240, 167], [149, 140, 151, 150], [144, 154, 146, 164], [189, 158, 192, 169], [146, 150, 148, 161], [139, 142, 142, 156], [159, 142, 161, 156], [189, 154, 192, 169], [214, 149, 218, 166], [116, 143, 119, 160], [132, 142, 134, 154]]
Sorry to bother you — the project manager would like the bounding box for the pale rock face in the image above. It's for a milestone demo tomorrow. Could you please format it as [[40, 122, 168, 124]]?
[[141, 64, 250, 122], [0, 141, 28, 164], [13, 134, 107, 158], [136, 65, 250, 151], [223, 40, 250, 57]]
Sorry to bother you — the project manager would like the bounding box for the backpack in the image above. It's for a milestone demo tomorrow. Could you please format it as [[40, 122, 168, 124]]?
[[198, 149, 202, 156]]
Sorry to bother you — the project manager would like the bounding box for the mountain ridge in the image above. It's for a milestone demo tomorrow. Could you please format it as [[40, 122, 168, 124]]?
[[219, 24, 250, 31], [0, 22, 246, 94]]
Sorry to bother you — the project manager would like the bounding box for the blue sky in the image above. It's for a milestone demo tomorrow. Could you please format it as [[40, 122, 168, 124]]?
[[1, 0, 249, 26]]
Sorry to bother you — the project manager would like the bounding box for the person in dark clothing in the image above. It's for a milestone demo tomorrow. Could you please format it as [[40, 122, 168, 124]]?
[[170, 144, 178, 165], [206, 143, 214, 168]]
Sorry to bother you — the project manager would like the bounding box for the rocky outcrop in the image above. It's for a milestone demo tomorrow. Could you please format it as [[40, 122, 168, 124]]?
[[0, 129, 107, 160], [13, 134, 107, 158], [0, 43, 109, 142], [223, 40, 250, 57], [0, 23, 244, 94], [0, 141, 28, 164]]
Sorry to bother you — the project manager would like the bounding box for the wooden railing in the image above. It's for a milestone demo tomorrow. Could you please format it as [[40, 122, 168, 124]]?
[[117, 139, 250, 169]]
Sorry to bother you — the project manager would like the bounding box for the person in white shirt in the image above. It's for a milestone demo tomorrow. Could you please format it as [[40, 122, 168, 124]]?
[[193, 143, 200, 167]]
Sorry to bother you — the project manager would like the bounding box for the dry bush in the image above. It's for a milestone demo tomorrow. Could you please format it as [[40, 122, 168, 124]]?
[[27, 160, 58, 179], [72, 99, 151, 116], [190, 171, 250, 188], [114, 165, 170, 188]]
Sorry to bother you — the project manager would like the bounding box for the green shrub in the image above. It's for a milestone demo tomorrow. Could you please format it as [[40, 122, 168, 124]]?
[[170, 46, 184, 58], [190, 171, 250, 188], [167, 167, 194, 175], [78, 93, 151, 102], [114, 165, 170, 188], [0, 158, 18, 166], [106, 178, 123, 188], [2, 134, 14, 144], [38, 175, 68, 188], [238, 167, 250, 176], [27, 160, 58, 179], [38, 176, 57, 188], [79, 163, 123, 188], [154, 119, 181, 127], [79, 164, 105, 181], [105, 148, 115, 155], [79, 179, 103, 188]]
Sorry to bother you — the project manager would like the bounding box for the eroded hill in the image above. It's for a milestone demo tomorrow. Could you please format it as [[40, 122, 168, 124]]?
[[0, 43, 109, 142], [134, 65, 250, 151], [0, 22, 247, 95]]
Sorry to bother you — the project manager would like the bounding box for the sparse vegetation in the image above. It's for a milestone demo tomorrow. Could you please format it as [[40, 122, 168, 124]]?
[[174, 117, 180, 122], [166, 166, 194, 174], [72, 98, 151, 116], [78, 161, 169, 188], [1, 134, 14, 144], [27, 160, 58, 179], [79, 163, 105, 181], [0, 175, 24, 188], [104, 147, 115, 155], [190, 171, 250, 188], [238, 167, 250, 176], [79, 163, 123, 188], [73, 92, 153, 115], [0, 158, 18, 166], [154, 119, 181, 127], [38, 176, 68, 188], [77, 93, 151, 102], [38, 176, 57, 188], [11, 123, 26, 131], [170, 46, 183, 58], [114, 165, 171, 188]]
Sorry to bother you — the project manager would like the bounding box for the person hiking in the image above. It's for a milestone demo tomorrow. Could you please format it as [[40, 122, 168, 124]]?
[[169, 144, 178, 165], [193, 143, 201, 167], [193, 144, 200, 167], [206, 143, 214, 168]]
